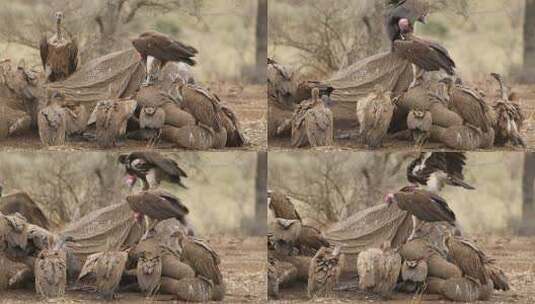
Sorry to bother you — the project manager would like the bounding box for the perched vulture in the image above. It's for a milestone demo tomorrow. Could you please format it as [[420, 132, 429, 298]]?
[[267, 190, 301, 221], [407, 109, 432, 147], [39, 12, 78, 82], [126, 189, 190, 233], [34, 238, 69, 298], [441, 78, 492, 133], [307, 246, 344, 298], [393, 32, 455, 82], [385, 0, 429, 46], [118, 151, 188, 190], [179, 84, 224, 132], [356, 85, 394, 149], [135, 238, 163, 297], [132, 31, 197, 85], [445, 235, 489, 285], [175, 232, 223, 285], [385, 188, 457, 226], [37, 104, 67, 146], [490, 73, 525, 147], [407, 152, 475, 192], [288, 88, 334, 148]]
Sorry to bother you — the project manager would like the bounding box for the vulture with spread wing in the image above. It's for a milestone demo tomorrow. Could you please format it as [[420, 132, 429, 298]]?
[[126, 189, 191, 233], [132, 31, 197, 85], [407, 152, 474, 192], [119, 151, 188, 190], [394, 32, 455, 82], [39, 12, 78, 82]]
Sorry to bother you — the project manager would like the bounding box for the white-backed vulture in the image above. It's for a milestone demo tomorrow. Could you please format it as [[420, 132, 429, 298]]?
[[175, 232, 223, 285], [307, 246, 344, 298], [357, 86, 394, 149], [407, 109, 432, 147], [445, 235, 489, 285], [39, 12, 78, 82]]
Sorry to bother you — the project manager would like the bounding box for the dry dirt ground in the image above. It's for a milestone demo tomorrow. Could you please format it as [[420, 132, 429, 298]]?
[[271, 235, 535, 304], [0, 84, 267, 152], [269, 84, 535, 152], [0, 236, 267, 304]]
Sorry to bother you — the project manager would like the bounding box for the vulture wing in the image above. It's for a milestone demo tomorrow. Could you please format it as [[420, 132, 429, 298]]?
[[39, 36, 49, 71], [180, 84, 223, 132], [447, 238, 488, 285], [305, 106, 333, 147], [182, 237, 222, 284], [134, 31, 197, 66], [67, 38, 78, 75], [407, 152, 473, 190], [139, 152, 189, 187], [396, 191, 456, 224], [394, 37, 455, 75], [268, 191, 301, 221], [152, 189, 189, 217], [451, 87, 490, 132]]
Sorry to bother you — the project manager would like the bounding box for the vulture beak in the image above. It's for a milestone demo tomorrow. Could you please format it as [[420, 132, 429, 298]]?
[[384, 193, 395, 205], [133, 212, 143, 223]]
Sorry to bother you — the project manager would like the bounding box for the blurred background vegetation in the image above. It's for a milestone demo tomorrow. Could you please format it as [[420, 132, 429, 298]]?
[[269, 152, 532, 234], [0, 0, 266, 83], [0, 152, 263, 235], [269, 0, 532, 82]]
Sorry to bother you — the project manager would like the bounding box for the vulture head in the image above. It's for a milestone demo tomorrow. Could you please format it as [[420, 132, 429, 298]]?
[[118, 154, 148, 190], [384, 193, 397, 205], [55, 11, 64, 25]]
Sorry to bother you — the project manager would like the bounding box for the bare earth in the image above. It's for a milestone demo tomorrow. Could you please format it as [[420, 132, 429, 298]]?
[[271, 235, 535, 304], [269, 84, 535, 152], [0, 84, 267, 152], [0, 236, 267, 303]]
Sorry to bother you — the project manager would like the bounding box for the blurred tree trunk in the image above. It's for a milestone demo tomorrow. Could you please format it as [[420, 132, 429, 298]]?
[[254, 151, 267, 234], [254, 0, 268, 83], [523, 0, 535, 82], [521, 153, 535, 235]]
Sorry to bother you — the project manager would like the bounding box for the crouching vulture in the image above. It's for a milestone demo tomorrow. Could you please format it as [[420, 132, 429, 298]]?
[[118, 152, 188, 190], [39, 12, 78, 82], [407, 152, 474, 192], [132, 31, 198, 85], [126, 189, 192, 235]]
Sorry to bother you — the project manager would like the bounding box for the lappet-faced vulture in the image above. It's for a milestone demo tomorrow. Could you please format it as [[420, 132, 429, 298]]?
[[385, 188, 457, 226], [407, 152, 474, 192], [394, 32, 456, 83], [39, 12, 78, 82], [132, 31, 198, 85], [118, 152, 188, 190], [126, 189, 191, 234], [385, 0, 429, 47]]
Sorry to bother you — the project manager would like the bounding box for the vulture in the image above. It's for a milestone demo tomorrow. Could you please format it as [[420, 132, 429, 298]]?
[[95, 250, 128, 300], [118, 151, 188, 190], [126, 189, 191, 234], [385, 188, 457, 229], [136, 86, 171, 146], [267, 190, 301, 221], [445, 235, 489, 285], [269, 218, 302, 246], [307, 246, 344, 298], [135, 238, 163, 297], [490, 73, 525, 147], [37, 104, 67, 146], [385, 0, 429, 47], [0, 189, 49, 229], [175, 232, 223, 285], [267, 57, 297, 108], [406, 152, 475, 192], [34, 238, 69, 298], [289, 88, 334, 148], [440, 78, 492, 133], [297, 225, 330, 256], [356, 85, 394, 149], [356, 243, 402, 296], [407, 109, 432, 147], [132, 31, 198, 85], [293, 81, 335, 105], [93, 99, 136, 149], [400, 258, 428, 292], [39, 11, 78, 82], [178, 84, 224, 132], [220, 103, 246, 147], [393, 32, 456, 83]]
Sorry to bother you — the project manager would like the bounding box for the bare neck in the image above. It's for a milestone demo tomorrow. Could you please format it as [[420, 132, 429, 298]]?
[[56, 21, 62, 40]]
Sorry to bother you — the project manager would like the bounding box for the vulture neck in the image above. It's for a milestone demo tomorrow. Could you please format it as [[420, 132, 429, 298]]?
[[56, 20, 62, 41]]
